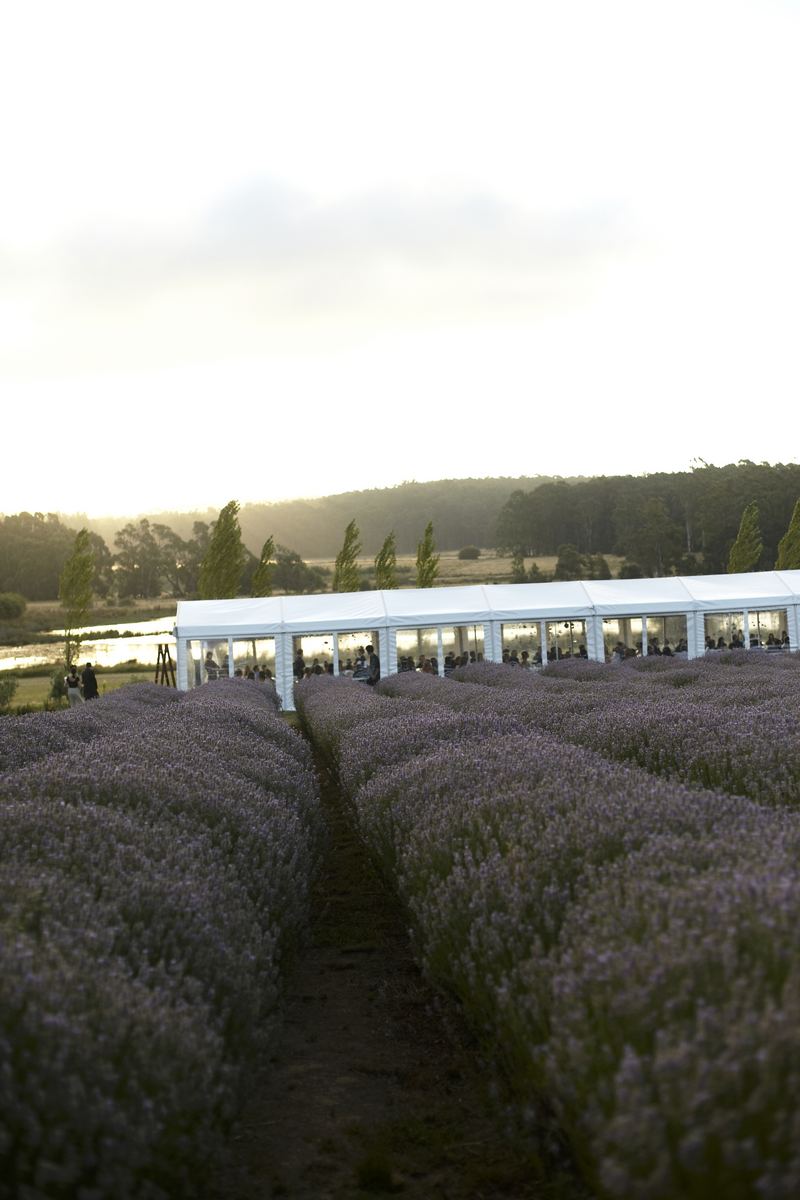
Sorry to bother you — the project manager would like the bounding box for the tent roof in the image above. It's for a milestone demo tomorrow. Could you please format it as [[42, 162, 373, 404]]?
[[485, 581, 594, 619], [174, 571, 800, 639]]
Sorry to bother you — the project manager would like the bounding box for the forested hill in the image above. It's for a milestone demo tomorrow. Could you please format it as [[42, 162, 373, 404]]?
[[495, 461, 800, 576], [80, 477, 565, 558]]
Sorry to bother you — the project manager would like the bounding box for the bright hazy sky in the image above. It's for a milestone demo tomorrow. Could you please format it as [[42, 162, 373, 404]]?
[[2, 1, 798, 518]]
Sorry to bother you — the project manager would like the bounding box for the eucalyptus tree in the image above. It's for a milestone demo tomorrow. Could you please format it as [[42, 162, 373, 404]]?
[[113, 519, 162, 598]]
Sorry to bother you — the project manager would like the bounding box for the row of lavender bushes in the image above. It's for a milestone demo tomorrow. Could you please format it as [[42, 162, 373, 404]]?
[[0, 679, 322, 1198], [441, 653, 800, 807], [296, 673, 800, 1199]]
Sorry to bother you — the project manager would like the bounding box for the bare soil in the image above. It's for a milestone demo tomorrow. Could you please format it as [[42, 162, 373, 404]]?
[[210, 755, 587, 1200]]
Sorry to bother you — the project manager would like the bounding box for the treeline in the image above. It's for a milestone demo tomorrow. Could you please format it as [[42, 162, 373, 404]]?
[[0, 513, 327, 603], [497, 461, 800, 575], [5, 463, 800, 602], [75, 476, 561, 559]]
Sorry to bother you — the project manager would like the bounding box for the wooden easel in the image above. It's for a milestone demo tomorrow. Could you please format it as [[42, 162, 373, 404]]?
[[155, 644, 176, 687]]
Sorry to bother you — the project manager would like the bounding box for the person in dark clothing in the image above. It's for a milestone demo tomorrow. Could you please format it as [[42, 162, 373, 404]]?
[[293, 648, 306, 680], [366, 643, 380, 685], [81, 662, 99, 700]]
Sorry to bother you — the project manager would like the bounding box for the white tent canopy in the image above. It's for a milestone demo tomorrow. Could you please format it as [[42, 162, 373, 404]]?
[[174, 570, 800, 709]]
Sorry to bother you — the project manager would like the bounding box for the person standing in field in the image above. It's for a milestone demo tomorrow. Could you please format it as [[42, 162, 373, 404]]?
[[65, 665, 83, 706], [366, 643, 380, 685], [81, 662, 99, 700]]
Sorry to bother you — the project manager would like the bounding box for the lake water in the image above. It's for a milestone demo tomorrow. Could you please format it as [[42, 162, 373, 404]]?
[[1, 615, 176, 672]]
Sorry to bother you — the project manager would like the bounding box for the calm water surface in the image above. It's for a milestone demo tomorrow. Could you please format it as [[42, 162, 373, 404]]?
[[1, 615, 176, 672]]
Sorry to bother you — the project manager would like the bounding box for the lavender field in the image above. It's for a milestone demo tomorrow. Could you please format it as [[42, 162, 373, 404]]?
[[0, 680, 322, 1197], [296, 658, 800, 1200]]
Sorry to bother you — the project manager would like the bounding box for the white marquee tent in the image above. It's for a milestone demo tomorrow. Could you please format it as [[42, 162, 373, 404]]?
[[174, 570, 800, 710]]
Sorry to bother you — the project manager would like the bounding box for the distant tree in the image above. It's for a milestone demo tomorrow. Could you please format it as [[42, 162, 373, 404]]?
[[458, 545, 481, 560], [198, 500, 246, 599], [0, 676, 17, 712], [0, 511, 75, 600], [728, 501, 763, 573], [87, 531, 114, 598], [0, 592, 27, 619], [374, 531, 397, 589], [415, 521, 440, 588], [510, 550, 527, 583], [271, 545, 326, 594], [527, 561, 548, 583], [614, 495, 682, 576], [332, 519, 362, 593], [150, 523, 195, 598], [587, 554, 612, 580], [184, 521, 211, 596], [59, 528, 94, 666], [114, 519, 163, 598], [251, 536, 275, 597], [676, 552, 704, 576], [553, 543, 586, 581], [775, 499, 800, 570]]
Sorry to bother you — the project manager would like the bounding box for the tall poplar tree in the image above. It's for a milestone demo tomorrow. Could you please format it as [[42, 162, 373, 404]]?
[[776, 499, 800, 570], [198, 500, 246, 599], [59, 528, 94, 666], [332, 519, 362, 592], [728, 501, 764, 573], [374, 531, 397, 590], [251, 536, 275, 597], [415, 521, 440, 588]]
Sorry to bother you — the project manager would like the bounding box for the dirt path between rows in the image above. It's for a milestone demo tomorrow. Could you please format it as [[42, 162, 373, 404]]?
[[212, 755, 586, 1200]]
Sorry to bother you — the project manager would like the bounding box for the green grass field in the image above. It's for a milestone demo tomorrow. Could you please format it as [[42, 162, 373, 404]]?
[[307, 549, 625, 586], [10, 670, 164, 710]]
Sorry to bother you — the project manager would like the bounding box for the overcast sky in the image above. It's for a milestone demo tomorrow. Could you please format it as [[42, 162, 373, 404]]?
[[1, 1, 798, 518]]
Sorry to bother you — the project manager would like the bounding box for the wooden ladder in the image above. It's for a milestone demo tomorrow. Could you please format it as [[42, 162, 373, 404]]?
[[154, 643, 176, 687]]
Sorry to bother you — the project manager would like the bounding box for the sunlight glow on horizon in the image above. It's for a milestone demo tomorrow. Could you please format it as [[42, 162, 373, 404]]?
[[1, 1, 798, 519]]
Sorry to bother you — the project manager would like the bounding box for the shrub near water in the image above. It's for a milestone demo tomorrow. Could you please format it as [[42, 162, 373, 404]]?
[[297, 673, 800, 1199], [0, 679, 322, 1198]]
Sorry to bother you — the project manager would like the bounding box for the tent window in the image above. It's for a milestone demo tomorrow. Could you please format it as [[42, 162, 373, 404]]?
[[603, 616, 688, 658], [193, 638, 228, 684], [706, 610, 789, 650], [501, 622, 542, 665], [232, 638, 275, 678], [548, 620, 587, 659], [747, 609, 790, 647]]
